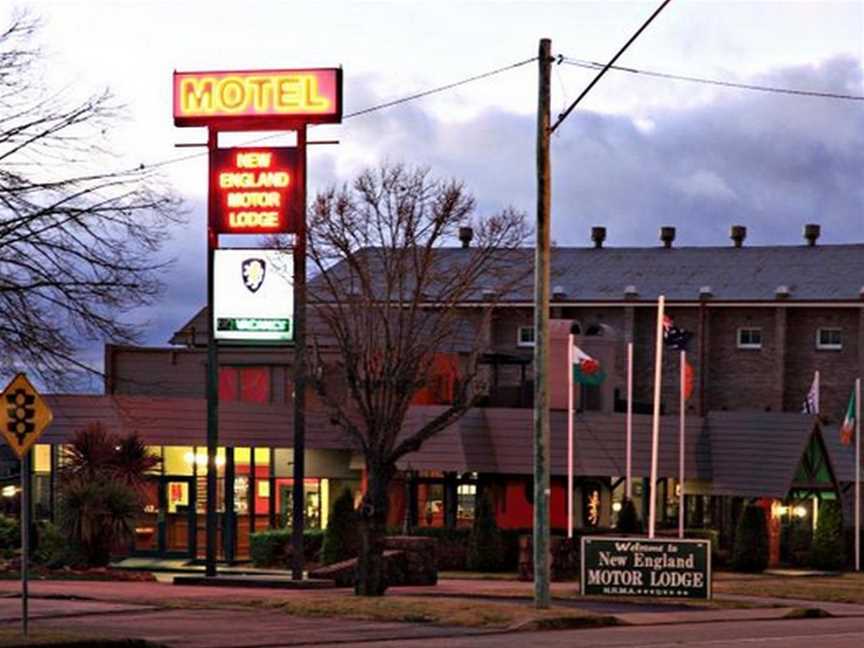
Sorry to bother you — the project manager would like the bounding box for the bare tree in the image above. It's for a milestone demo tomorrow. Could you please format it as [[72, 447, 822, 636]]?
[[306, 164, 530, 595], [0, 15, 182, 387]]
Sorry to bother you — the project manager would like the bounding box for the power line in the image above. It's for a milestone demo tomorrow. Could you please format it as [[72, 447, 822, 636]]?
[[551, 0, 673, 133], [561, 57, 864, 102], [144, 56, 538, 170]]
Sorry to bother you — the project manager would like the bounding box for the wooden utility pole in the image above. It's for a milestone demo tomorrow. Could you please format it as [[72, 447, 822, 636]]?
[[533, 37, 552, 610]]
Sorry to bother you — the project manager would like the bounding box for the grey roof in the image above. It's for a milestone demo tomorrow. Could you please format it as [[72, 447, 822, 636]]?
[[310, 243, 864, 303], [705, 411, 819, 498]]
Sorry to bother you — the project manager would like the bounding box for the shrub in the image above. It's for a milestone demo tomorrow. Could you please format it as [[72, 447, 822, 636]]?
[[321, 488, 359, 565], [34, 520, 75, 567], [731, 504, 769, 572], [250, 529, 325, 567], [250, 529, 291, 567], [57, 478, 139, 566], [615, 498, 642, 534], [467, 491, 505, 572], [811, 500, 845, 570], [0, 514, 19, 552]]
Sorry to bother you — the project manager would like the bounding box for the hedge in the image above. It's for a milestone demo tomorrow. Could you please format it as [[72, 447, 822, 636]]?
[[250, 529, 324, 567]]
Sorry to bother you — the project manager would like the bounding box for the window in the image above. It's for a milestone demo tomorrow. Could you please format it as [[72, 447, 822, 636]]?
[[219, 366, 270, 403], [517, 326, 535, 347], [816, 328, 842, 351], [737, 327, 762, 350]]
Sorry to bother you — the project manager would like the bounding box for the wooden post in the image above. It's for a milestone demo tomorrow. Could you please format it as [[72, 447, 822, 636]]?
[[679, 350, 685, 539], [291, 125, 308, 580], [533, 37, 552, 609], [626, 342, 633, 500]]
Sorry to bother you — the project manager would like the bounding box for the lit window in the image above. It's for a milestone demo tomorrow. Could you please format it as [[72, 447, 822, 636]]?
[[816, 328, 842, 351], [517, 326, 535, 347], [737, 328, 762, 350]]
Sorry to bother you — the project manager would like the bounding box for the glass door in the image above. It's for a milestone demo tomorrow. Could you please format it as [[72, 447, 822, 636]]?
[[163, 477, 196, 557]]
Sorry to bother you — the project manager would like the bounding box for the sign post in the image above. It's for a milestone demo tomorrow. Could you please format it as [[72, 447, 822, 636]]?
[[173, 66, 342, 579], [0, 373, 54, 638]]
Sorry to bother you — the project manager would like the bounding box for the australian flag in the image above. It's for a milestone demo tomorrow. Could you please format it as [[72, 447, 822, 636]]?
[[663, 315, 692, 351]]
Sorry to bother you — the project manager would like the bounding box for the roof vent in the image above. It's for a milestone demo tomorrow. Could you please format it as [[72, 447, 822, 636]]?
[[552, 285, 567, 300], [459, 226, 474, 249], [624, 285, 638, 299], [775, 285, 791, 299], [591, 226, 606, 249], [699, 286, 713, 299], [803, 223, 820, 247], [481, 288, 497, 302], [730, 225, 746, 248], [660, 226, 676, 248]]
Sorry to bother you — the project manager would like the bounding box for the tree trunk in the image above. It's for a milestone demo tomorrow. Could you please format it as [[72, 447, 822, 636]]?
[[355, 465, 392, 596]]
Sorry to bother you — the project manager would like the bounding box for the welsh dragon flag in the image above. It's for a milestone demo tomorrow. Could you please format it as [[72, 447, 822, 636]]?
[[841, 390, 856, 446], [572, 346, 606, 386]]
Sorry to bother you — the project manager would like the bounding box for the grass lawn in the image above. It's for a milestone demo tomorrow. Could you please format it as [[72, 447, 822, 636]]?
[[714, 572, 864, 605], [164, 594, 618, 631]]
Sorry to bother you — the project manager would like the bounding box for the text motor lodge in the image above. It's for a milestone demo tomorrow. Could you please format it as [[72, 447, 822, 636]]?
[[582, 538, 711, 599], [216, 148, 298, 234]]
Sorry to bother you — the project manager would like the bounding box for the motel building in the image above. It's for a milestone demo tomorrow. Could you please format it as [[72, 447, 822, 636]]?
[[6, 224, 863, 567]]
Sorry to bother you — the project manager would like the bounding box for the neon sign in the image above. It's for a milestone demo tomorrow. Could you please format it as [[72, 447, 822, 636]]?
[[174, 68, 342, 126], [214, 147, 298, 234]]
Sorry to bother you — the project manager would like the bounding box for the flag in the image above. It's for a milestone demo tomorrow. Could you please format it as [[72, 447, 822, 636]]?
[[841, 390, 856, 445], [801, 372, 820, 414], [572, 346, 606, 386], [684, 357, 695, 401], [663, 315, 692, 351]]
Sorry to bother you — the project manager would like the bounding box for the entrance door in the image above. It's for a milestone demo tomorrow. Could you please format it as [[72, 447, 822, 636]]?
[[163, 477, 196, 558]]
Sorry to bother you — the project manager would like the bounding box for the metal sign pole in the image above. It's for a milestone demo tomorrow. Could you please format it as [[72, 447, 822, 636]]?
[[21, 450, 30, 638], [205, 127, 219, 578], [291, 125, 308, 581]]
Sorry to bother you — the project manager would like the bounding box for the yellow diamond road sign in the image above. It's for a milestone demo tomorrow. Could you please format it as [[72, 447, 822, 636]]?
[[0, 373, 53, 459]]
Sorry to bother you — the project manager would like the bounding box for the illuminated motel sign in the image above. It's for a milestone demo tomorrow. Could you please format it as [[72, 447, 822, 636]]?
[[215, 147, 298, 234], [173, 68, 342, 127]]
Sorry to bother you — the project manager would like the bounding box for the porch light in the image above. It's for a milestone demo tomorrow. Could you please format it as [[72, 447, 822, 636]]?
[[612, 502, 622, 513], [793, 505, 807, 519], [776, 505, 789, 516], [1, 485, 17, 498]]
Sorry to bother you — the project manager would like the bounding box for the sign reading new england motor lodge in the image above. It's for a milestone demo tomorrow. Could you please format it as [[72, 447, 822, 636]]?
[[174, 68, 342, 236]]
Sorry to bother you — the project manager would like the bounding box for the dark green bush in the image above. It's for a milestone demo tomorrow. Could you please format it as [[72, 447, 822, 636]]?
[[615, 498, 642, 534], [250, 529, 324, 567], [250, 529, 291, 567], [811, 500, 845, 570], [731, 504, 769, 572], [467, 491, 505, 572], [321, 488, 358, 565], [0, 514, 19, 552]]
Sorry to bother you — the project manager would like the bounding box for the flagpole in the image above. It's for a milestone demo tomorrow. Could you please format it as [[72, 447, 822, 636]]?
[[626, 341, 633, 501], [648, 295, 665, 539], [856, 377, 861, 571], [678, 350, 685, 540], [567, 332, 574, 539]]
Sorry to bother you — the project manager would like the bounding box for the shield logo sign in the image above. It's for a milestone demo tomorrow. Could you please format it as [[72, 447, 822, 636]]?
[[241, 258, 266, 293]]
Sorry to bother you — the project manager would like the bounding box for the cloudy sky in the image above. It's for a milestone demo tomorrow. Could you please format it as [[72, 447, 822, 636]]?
[[7, 0, 864, 382]]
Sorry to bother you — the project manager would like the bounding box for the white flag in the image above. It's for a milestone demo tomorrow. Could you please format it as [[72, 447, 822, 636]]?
[[801, 371, 820, 414]]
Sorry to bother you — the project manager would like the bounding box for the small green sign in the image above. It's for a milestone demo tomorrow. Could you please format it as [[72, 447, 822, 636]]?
[[581, 536, 711, 599]]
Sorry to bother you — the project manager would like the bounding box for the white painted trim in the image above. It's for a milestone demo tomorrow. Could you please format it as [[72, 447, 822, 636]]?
[[816, 327, 843, 351], [736, 327, 763, 350]]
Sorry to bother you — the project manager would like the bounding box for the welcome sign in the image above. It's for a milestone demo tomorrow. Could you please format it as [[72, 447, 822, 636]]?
[[581, 536, 711, 599]]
